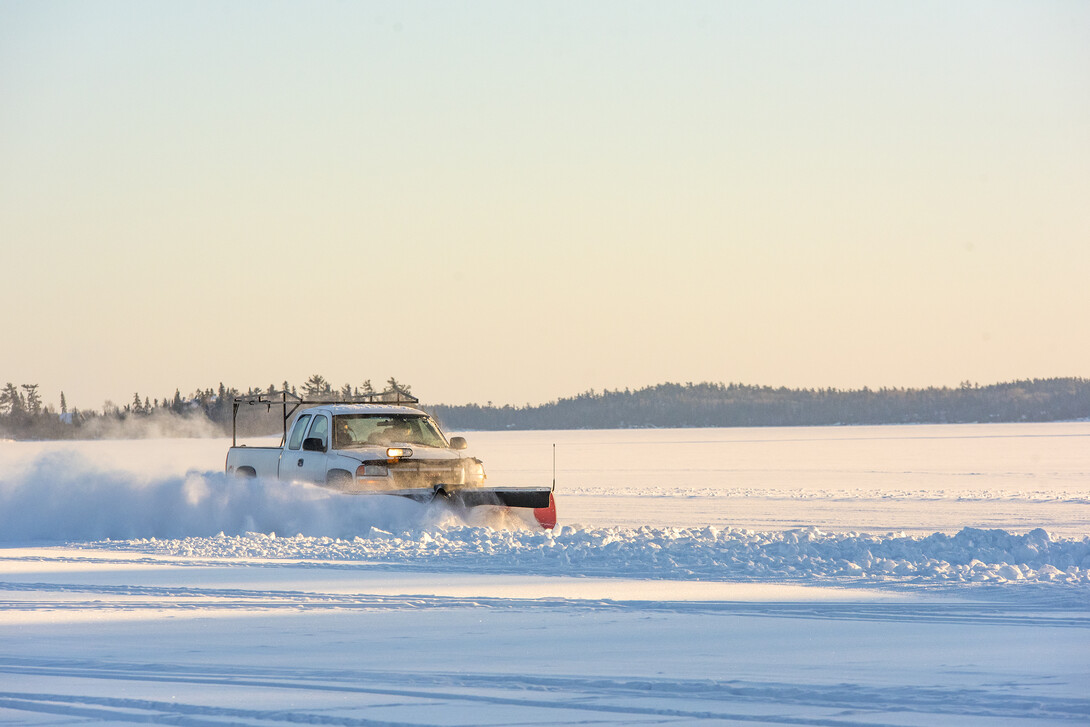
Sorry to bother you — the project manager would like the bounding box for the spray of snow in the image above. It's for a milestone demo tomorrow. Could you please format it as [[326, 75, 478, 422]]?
[[0, 450, 468, 542], [77, 409, 225, 440]]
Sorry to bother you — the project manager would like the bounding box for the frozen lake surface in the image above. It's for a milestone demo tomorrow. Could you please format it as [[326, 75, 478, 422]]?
[[1, 422, 1089, 725], [469, 422, 1090, 535]]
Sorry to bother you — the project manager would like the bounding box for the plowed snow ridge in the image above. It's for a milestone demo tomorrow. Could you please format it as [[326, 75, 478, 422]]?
[[113, 525, 1090, 588]]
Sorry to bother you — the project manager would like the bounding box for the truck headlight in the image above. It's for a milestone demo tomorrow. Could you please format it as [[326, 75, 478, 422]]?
[[466, 458, 486, 483], [357, 464, 388, 477]]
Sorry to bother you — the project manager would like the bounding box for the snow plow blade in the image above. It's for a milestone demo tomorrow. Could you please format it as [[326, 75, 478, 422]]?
[[447, 487, 557, 529], [450, 487, 552, 509]]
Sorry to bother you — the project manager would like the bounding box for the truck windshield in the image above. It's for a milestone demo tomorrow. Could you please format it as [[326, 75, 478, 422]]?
[[332, 414, 448, 449]]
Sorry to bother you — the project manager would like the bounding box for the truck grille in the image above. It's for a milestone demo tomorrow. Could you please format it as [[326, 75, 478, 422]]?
[[389, 460, 463, 489]]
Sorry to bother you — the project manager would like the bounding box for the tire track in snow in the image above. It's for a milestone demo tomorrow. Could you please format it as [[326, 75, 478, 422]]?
[[2, 659, 1089, 726], [0, 692, 420, 727], [4, 580, 1090, 627]]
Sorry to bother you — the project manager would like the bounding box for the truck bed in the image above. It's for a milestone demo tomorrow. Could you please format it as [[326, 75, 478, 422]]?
[[225, 446, 283, 480]]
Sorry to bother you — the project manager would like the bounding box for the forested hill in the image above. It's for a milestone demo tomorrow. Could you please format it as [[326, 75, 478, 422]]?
[[2, 377, 1089, 440], [428, 379, 1090, 431]]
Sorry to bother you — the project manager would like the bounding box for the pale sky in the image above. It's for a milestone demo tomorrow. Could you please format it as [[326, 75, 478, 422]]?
[[2, 1, 1088, 410]]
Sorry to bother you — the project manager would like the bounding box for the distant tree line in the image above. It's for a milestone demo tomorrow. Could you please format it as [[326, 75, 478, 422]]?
[[427, 378, 1090, 431], [0, 375, 411, 440], [2, 376, 1088, 440]]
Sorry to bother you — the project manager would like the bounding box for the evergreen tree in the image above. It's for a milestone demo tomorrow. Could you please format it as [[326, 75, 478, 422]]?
[[60, 391, 67, 415], [304, 374, 329, 397], [21, 384, 41, 416], [0, 383, 23, 415]]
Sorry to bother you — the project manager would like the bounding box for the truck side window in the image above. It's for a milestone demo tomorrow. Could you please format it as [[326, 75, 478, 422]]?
[[287, 414, 312, 450], [307, 415, 329, 449]]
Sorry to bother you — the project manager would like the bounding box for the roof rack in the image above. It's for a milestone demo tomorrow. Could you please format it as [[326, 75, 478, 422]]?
[[231, 388, 419, 446]]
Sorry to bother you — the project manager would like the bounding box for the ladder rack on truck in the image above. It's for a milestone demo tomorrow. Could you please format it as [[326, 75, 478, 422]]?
[[231, 388, 419, 447]]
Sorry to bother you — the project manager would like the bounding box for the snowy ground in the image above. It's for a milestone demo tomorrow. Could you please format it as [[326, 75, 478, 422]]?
[[1, 423, 1089, 725]]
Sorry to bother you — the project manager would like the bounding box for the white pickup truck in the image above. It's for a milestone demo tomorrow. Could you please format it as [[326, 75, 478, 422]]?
[[225, 391, 555, 526]]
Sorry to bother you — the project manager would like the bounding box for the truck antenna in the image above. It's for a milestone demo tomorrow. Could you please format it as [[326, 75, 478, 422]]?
[[551, 443, 556, 493]]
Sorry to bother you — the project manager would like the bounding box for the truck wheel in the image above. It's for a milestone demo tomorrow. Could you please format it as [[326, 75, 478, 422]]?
[[326, 470, 352, 489], [236, 467, 257, 479]]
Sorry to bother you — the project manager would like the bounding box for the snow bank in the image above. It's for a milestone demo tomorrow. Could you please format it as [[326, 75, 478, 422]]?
[[112, 524, 1090, 588], [0, 450, 447, 542]]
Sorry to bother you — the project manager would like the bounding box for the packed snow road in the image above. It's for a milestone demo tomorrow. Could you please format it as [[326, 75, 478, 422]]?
[[1, 423, 1089, 725]]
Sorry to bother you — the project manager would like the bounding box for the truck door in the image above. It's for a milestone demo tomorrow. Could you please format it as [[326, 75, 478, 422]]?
[[295, 412, 331, 484], [282, 413, 312, 482]]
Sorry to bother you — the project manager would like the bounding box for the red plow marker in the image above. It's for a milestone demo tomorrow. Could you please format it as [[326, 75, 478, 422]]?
[[533, 492, 557, 529]]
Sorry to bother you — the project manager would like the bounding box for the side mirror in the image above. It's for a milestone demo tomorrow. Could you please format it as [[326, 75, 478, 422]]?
[[302, 437, 326, 453], [449, 436, 468, 450]]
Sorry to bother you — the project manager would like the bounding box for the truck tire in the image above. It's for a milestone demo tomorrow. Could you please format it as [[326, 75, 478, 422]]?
[[236, 466, 257, 479], [326, 470, 352, 489]]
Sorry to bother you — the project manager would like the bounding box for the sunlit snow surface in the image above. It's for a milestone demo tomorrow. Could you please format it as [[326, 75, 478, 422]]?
[[2, 423, 1089, 725]]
